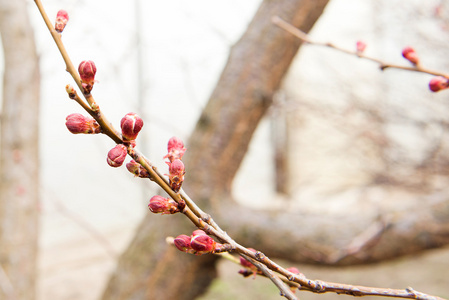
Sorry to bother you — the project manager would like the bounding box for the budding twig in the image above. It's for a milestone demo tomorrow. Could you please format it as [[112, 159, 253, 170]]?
[[271, 16, 449, 79], [33, 2, 447, 299]]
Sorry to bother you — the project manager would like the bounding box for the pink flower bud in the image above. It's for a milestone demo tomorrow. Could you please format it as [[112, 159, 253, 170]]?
[[65, 113, 101, 134], [174, 234, 195, 254], [78, 60, 97, 93], [239, 248, 257, 269], [429, 76, 449, 92], [167, 159, 185, 192], [148, 195, 179, 214], [107, 144, 127, 167], [164, 136, 186, 162], [190, 234, 216, 255], [55, 10, 69, 33], [120, 112, 144, 141], [356, 40, 366, 55], [402, 46, 419, 65], [126, 160, 150, 178], [192, 229, 207, 237], [286, 267, 300, 275]]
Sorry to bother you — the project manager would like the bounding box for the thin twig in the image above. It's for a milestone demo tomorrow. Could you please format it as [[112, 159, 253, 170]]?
[[272, 16, 449, 78]]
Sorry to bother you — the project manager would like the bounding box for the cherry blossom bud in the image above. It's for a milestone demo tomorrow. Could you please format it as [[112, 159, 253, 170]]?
[[239, 248, 257, 269], [192, 229, 207, 237], [167, 159, 185, 192], [107, 144, 127, 167], [356, 40, 366, 55], [429, 76, 449, 92], [120, 112, 144, 141], [174, 235, 195, 254], [190, 234, 217, 255], [126, 160, 150, 178], [78, 60, 97, 93], [402, 46, 419, 65], [164, 136, 186, 162], [65, 84, 76, 98], [65, 113, 101, 134], [55, 10, 69, 33], [148, 195, 180, 214], [286, 267, 300, 275]]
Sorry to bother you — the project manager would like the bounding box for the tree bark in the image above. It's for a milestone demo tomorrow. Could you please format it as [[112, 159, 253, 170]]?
[[102, 0, 330, 299], [0, 1, 40, 299]]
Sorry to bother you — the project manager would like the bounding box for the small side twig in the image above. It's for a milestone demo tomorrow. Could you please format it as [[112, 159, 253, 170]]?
[[271, 16, 449, 79]]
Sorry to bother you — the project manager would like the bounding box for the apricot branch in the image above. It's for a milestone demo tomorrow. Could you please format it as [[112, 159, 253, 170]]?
[[272, 16, 449, 92], [33, 1, 447, 299]]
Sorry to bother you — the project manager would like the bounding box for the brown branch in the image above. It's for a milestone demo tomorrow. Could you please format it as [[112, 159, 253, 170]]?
[[33, 1, 447, 300], [272, 16, 449, 79]]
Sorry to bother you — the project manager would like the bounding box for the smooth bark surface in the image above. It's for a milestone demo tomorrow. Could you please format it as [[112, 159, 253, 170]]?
[[0, 0, 40, 299], [102, 1, 329, 299]]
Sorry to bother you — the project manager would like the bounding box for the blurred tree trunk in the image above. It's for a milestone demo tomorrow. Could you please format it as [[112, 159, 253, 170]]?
[[0, 0, 40, 299], [102, 0, 329, 299]]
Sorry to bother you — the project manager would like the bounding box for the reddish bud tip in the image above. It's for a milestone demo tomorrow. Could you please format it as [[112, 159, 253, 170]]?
[[120, 112, 144, 141], [190, 234, 216, 255], [107, 144, 127, 167], [239, 248, 257, 269], [78, 60, 97, 93], [65, 113, 101, 134], [167, 159, 185, 192], [286, 267, 300, 275], [356, 40, 366, 54], [429, 76, 449, 92], [192, 229, 207, 237], [148, 195, 179, 214], [55, 10, 69, 33], [126, 160, 150, 178], [402, 46, 419, 65], [164, 136, 186, 162], [174, 234, 194, 254]]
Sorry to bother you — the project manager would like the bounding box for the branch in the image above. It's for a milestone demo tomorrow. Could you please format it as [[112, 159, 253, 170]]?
[[272, 16, 449, 78], [33, 2, 447, 300]]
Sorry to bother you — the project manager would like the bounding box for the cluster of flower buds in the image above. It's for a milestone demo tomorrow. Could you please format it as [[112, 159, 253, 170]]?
[[429, 76, 449, 92], [126, 160, 150, 178], [78, 60, 97, 94], [356, 40, 366, 55], [174, 230, 222, 255], [65, 113, 101, 134], [148, 195, 185, 215], [164, 137, 186, 192], [120, 112, 144, 142], [107, 144, 127, 167], [402, 46, 419, 65], [55, 9, 69, 33]]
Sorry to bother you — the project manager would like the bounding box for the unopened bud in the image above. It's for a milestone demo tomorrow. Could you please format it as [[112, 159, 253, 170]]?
[[120, 112, 144, 141], [148, 195, 180, 214], [65, 113, 101, 134], [286, 267, 300, 275], [402, 46, 419, 65], [78, 60, 97, 93], [55, 10, 69, 33], [356, 40, 366, 55], [239, 248, 257, 269], [164, 136, 186, 162], [107, 144, 127, 167], [126, 160, 150, 178], [167, 159, 185, 192], [429, 76, 449, 92], [192, 229, 207, 237], [174, 234, 195, 254], [65, 84, 76, 98], [190, 233, 217, 255]]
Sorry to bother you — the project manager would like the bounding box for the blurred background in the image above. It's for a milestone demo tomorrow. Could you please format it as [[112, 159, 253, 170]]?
[[0, 0, 448, 299]]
